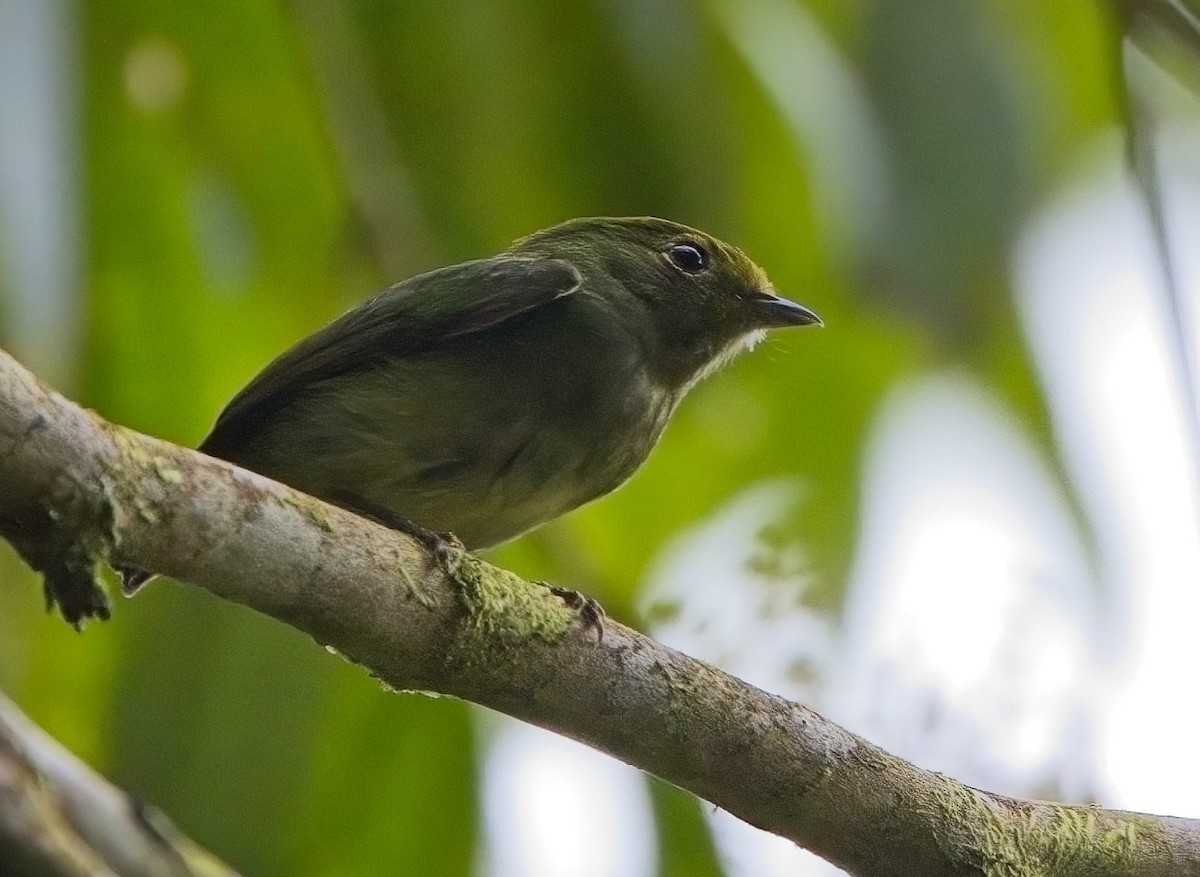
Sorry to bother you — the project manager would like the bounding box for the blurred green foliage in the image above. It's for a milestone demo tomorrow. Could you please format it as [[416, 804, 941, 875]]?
[[0, 0, 1132, 873]]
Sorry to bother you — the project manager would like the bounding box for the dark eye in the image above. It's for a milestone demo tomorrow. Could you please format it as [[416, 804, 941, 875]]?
[[667, 242, 708, 274]]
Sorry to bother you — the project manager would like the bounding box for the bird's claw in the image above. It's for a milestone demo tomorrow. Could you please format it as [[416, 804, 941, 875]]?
[[395, 519, 463, 576], [420, 530, 464, 576], [546, 584, 606, 642], [117, 565, 153, 596]]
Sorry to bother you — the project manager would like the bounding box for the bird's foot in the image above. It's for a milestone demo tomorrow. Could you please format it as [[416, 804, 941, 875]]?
[[380, 514, 465, 577], [117, 564, 154, 596], [545, 584, 606, 642], [324, 490, 467, 577], [419, 528, 466, 577]]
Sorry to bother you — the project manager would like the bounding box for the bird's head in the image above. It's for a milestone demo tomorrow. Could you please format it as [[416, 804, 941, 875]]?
[[511, 216, 820, 389]]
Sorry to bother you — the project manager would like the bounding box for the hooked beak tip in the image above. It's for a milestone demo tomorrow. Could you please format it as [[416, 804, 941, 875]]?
[[750, 289, 822, 328]]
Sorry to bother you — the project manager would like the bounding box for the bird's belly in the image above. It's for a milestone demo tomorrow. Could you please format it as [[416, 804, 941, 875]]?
[[365, 406, 665, 548], [275, 352, 673, 549]]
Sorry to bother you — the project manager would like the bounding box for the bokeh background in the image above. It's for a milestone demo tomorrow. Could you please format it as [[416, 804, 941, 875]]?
[[2, 1, 1199, 875]]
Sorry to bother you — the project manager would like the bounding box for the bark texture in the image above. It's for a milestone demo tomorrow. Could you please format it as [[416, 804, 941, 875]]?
[[1, 347, 1198, 877]]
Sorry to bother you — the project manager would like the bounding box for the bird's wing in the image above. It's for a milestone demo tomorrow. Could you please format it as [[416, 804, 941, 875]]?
[[199, 256, 581, 459]]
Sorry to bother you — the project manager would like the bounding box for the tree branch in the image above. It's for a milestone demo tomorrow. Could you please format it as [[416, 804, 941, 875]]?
[[0, 347, 1196, 877], [0, 692, 240, 877]]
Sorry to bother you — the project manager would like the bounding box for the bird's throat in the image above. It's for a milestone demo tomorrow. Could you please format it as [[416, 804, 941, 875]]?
[[679, 329, 767, 394]]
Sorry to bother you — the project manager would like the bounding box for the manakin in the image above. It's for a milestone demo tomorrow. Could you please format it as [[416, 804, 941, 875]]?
[[122, 217, 819, 593]]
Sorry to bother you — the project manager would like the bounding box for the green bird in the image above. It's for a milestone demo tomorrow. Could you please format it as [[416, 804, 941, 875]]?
[[121, 217, 819, 596]]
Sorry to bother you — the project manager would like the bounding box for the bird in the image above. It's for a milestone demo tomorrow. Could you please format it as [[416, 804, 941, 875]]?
[[120, 217, 820, 603]]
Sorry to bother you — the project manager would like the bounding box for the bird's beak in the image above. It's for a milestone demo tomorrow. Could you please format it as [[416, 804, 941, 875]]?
[[748, 288, 823, 328]]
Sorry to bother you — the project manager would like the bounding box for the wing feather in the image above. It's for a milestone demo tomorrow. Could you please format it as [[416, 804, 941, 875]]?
[[200, 256, 581, 459]]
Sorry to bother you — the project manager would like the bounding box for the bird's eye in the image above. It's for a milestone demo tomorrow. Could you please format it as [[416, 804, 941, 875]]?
[[667, 242, 709, 274]]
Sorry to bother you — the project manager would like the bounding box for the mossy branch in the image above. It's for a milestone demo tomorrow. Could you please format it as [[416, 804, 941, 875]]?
[[0, 347, 1197, 877]]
